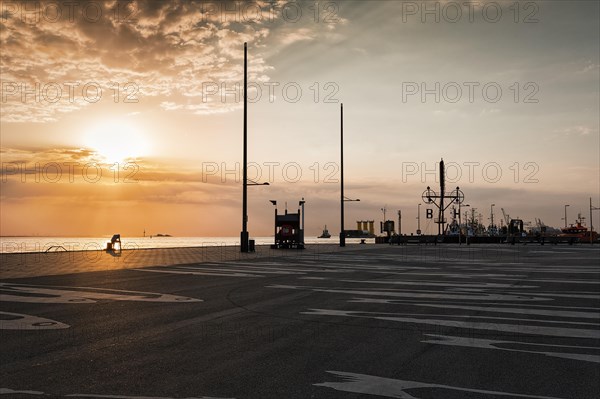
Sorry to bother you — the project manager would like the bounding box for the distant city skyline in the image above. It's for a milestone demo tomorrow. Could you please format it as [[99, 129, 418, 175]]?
[[1, 1, 598, 237]]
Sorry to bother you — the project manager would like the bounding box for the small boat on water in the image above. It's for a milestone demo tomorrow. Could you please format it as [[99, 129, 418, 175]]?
[[560, 214, 598, 241], [318, 225, 331, 238]]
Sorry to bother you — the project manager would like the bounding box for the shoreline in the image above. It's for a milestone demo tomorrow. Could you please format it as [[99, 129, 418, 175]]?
[[0, 237, 370, 254]]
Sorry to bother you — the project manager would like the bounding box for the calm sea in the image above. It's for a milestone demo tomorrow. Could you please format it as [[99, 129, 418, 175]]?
[[0, 236, 373, 254]]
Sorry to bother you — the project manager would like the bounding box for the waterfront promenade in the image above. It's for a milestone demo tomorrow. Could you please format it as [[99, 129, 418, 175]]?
[[0, 243, 365, 279], [1, 244, 599, 398]]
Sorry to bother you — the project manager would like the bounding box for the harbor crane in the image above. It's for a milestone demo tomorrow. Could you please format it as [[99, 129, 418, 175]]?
[[501, 208, 510, 225]]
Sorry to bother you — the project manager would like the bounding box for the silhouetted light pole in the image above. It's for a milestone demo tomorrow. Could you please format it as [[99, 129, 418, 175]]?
[[564, 204, 570, 228], [340, 103, 345, 247], [299, 198, 305, 244], [490, 203, 495, 233], [398, 210, 402, 236], [270, 200, 277, 245], [240, 43, 269, 252], [241, 42, 249, 252], [439, 158, 445, 235], [339, 104, 359, 247], [590, 197, 599, 244], [417, 203, 421, 234]]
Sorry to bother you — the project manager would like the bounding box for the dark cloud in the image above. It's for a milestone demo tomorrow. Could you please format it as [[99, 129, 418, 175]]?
[[1, 0, 340, 122]]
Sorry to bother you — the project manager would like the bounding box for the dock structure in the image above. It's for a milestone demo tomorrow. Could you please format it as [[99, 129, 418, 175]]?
[[356, 220, 375, 235]]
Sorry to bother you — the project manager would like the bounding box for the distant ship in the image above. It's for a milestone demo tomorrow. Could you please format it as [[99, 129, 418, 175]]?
[[318, 225, 331, 238], [560, 214, 597, 241]]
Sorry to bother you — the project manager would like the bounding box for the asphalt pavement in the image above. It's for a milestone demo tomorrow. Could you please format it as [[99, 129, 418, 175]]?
[[1, 244, 599, 398]]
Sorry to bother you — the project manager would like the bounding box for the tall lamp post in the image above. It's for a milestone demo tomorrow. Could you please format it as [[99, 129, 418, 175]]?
[[417, 203, 421, 235], [240, 42, 269, 252], [490, 203, 495, 235], [299, 198, 306, 245], [339, 103, 359, 247], [240, 42, 249, 252], [340, 103, 345, 247], [398, 210, 402, 236], [270, 200, 277, 246], [563, 204, 570, 228], [591, 197, 599, 244]]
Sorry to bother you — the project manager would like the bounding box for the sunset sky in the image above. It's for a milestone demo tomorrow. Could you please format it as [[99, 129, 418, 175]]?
[[1, 0, 599, 237]]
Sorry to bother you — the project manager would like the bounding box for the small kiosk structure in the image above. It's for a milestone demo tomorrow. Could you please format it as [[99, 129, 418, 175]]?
[[271, 209, 304, 249]]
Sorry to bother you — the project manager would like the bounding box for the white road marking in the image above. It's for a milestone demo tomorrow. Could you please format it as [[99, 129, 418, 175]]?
[[348, 300, 600, 319], [268, 284, 551, 301], [301, 309, 600, 339], [315, 371, 567, 398], [0, 311, 69, 330], [341, 279, 538, 288], [0, 388, 45, 395], [134, 268, 263, 277], [0, 388, 233, 398], [0, 283, 201, 303], [496, 278, 599, 285], [423, 334, 600, 363], [176, 265, 302, 275]]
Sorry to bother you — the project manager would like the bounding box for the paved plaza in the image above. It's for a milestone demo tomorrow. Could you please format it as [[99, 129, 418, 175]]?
[[1, 244, 599, 398]]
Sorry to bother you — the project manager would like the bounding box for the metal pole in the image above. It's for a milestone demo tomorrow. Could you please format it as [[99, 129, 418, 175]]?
[[340, 103, 345, 247], [398, 210, 402, 236], [564, 204, 569, 228], [417, 203, 421, 234], [240, 42, 249, 253], [301, 198, 305, 245], [458, 202, 462, 245], [439, 158, 445, 235], [590, 197, 593, 244]]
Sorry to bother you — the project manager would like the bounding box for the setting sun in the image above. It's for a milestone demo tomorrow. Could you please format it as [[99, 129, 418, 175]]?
[[84, 119, 150, 163]]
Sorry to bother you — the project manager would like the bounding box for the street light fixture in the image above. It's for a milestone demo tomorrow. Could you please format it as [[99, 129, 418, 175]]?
[[417, 203, 421, 235], [240, 42, 269, 253], [340, 103, 344, 247], [490, 203, 495, 234], [590, 198, 599, 244], [564, 204, 570, 228], [269, 200, 277, 246], [398, 210, 402, 236], [339, 104, 359, 247], [299, 198, 306, 245]]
